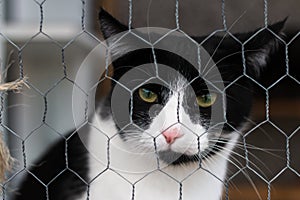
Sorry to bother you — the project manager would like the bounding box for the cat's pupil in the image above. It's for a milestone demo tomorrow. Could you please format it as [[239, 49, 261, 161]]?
[[143, 89, 152, 98], [203, 94, 211, 103], [198, 94, 211, 104]]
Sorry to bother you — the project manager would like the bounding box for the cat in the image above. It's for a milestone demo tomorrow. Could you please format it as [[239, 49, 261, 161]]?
[[11, 8, 285, 200]]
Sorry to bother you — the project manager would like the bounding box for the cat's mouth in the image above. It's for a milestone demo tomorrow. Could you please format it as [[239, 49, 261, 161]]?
[[158, 150, 200, 165], [158, 138, 227, 165]]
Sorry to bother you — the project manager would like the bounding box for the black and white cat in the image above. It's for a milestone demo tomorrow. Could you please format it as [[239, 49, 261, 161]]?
[[12, 9, 284, 200]]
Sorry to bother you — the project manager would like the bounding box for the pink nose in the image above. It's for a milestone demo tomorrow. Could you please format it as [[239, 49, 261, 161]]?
[[162, 127, 182, 144]]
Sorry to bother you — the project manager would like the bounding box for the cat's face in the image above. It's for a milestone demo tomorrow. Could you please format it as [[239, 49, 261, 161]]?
[[109, 51, 228, 165], [98, 9, 283, 165], [130, 79, 221, 165]]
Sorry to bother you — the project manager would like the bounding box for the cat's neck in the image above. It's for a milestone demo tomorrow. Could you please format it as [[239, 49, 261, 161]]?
[[77, 113, 238, 200]]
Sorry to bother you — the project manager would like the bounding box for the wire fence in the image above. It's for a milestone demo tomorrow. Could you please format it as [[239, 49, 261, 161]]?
[[0, 0, 299, 200]]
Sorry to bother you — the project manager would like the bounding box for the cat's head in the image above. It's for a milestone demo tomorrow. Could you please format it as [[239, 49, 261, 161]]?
[[98, 8, 284, 165]]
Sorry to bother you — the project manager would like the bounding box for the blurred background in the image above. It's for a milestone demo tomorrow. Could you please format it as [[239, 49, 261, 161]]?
[[0, 0, 299, 199]]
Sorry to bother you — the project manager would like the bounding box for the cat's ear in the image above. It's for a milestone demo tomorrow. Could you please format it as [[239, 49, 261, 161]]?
[[98, 8, 128, 39], [98, 8, 138, 60], [240, 19, 286, 77]]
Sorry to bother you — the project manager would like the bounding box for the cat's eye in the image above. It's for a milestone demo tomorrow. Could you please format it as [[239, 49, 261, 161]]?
[[196, 93, 217, 108], [138, 88, 158, 103]]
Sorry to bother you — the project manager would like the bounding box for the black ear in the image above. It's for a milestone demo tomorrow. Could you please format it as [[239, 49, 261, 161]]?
[[99, 8, 128, 39], [240, 19, 287, 77]]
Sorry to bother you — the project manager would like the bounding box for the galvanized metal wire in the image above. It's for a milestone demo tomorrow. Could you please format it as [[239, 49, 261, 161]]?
[[0, 0, 299, 200]]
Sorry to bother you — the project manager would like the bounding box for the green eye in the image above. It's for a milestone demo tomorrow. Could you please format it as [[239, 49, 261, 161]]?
[[196, 93, 217, 108], [138, 88, 158, 103]]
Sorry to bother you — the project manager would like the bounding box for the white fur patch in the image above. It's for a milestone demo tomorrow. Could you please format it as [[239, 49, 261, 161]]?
[[76, 114, 239, 200]]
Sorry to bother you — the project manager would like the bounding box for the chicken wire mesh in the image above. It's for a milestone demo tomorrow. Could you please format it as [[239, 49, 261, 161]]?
[[0, 0, 299, 199]]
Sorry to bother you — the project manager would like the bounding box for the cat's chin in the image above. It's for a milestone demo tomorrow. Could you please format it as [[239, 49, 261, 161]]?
[[158, 150, 200, 166]]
